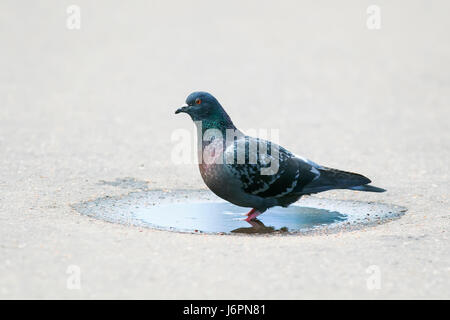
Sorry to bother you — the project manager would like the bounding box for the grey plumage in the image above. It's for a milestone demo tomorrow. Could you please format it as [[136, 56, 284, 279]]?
[[176, 91, 386, 221]]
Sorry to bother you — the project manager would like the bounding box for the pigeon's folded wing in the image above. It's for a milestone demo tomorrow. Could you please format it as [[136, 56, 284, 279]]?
[[224, 137, 320, 198]]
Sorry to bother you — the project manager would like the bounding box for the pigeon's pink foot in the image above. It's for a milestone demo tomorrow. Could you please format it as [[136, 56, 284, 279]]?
[[245, 208, 262, 222]]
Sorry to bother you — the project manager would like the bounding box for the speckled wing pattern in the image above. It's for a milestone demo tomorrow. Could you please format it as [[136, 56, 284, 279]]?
[[224, 136, 321, 199]]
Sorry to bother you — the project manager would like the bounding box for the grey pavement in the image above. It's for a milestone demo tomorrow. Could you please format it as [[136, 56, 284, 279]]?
[[0, 0, 449, 299]]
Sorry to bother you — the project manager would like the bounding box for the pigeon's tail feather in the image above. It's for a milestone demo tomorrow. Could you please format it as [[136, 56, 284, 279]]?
[[348, 185, 386, 192], [299, 167, 381, 194], [316, 167, 372, 188]]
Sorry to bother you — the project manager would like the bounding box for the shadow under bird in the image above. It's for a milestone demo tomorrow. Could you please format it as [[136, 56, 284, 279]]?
[[175, 91, 386, 221]]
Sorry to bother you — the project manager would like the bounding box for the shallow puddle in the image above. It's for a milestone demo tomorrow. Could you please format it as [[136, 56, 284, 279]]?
[[73, 189, 407, 235], [135, 203, 347, 234]]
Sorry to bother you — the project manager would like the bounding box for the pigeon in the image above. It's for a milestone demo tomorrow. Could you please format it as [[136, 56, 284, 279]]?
[[175, 91, 385, 221]]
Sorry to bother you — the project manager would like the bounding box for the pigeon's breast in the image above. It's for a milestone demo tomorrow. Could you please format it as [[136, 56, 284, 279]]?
[[199, 162, 268, 209], [197, 137, 272, 209], [199, 163, 235, 198]]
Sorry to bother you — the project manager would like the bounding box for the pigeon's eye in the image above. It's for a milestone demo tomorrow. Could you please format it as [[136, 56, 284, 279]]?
[[195, 98, 202, 105]]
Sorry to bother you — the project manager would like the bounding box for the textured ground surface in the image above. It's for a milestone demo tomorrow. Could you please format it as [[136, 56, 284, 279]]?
[[0, 1, 449, 299], [72, 189, 407, 235]]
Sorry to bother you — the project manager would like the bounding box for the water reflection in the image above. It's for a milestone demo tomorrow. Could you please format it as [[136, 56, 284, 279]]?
[[134, 202, 347, 234], [231, 219, 283, 234]]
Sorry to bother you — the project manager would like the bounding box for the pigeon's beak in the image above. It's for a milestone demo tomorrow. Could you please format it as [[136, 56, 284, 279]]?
[[175, 105, 189, 114]]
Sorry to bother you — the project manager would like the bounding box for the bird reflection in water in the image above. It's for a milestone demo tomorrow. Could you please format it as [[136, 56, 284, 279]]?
[[231, 219, 288, 234]]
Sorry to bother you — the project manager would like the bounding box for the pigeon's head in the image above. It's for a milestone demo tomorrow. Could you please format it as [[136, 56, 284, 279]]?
[[175, 92, 233, 126]]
